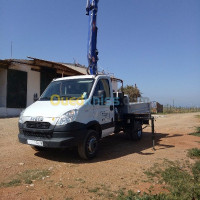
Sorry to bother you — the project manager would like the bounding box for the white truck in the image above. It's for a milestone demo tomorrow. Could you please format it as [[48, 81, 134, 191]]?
[[18, 75, 154, 159]]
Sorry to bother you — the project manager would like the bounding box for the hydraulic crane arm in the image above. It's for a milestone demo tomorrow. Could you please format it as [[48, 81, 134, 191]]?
[[86, 0, 99, 75]]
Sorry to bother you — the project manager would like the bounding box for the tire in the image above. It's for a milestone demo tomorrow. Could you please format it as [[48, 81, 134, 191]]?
[[132, 121, 143, 140], [78, 129, 99, 160], [31, 146, 46, 151], [126, 121, 142, 141]]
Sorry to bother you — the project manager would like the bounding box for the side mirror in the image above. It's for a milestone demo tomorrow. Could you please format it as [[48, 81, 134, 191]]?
[[98, 90, 106, 105], [92, 90, 106, 105], [33, 93, 39, 102]]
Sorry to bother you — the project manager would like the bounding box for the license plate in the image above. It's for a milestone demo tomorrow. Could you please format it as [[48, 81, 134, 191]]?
[[27, 140, 43, 147]]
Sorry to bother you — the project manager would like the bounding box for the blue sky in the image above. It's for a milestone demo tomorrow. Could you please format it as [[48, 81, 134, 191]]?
[[0, 0, 199, 107]]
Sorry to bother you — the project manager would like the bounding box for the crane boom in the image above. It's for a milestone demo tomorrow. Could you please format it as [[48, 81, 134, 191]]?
[[86, 0, 99, 75]]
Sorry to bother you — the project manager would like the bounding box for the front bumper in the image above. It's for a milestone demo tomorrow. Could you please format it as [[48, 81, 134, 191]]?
[[18, 122, 87, 148]]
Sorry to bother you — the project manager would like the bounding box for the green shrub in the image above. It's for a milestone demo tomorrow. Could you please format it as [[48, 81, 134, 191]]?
[[188, 148, 200, 158], [0, 169, 50, 188], [131, 160, 200, 200]]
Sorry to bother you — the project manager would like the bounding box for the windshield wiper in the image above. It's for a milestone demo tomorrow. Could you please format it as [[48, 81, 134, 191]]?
[[40, 96, 82, 101], [39, 97, 51, 101], [60, 96, 74, 99]]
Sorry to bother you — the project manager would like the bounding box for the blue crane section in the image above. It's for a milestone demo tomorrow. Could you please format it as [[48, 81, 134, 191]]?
[[86, 0, 99, 75]]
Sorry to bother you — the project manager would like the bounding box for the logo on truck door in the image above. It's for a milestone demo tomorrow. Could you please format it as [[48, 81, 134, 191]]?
[[101, 111, 110, 119]]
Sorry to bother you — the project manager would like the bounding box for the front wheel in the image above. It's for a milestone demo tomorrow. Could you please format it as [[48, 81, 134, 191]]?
[[78, 129, 99, 160]]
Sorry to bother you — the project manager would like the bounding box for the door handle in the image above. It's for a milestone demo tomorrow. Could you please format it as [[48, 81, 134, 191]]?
[[110, 105, 114, 111]]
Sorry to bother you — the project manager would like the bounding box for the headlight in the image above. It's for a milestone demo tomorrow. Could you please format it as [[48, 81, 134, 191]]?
[[19, 110, 25, 124], [56, 109, 78, 126]]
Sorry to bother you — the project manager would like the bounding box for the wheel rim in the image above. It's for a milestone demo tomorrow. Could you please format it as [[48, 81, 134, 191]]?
[[137, 130, 142, 137], [87, 136, 97, 154]]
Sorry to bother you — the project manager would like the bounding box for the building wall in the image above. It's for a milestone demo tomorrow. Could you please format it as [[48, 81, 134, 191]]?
[[27, 70, 40, 107], [9, 63, 40, 107], [157, 102, 163, 113], [151, 101, 163, 113], [0, 69, 7, 107], [0, 107, 24, 118]]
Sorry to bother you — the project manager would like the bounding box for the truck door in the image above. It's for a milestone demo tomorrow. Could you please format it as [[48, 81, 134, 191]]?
[[92, 78, 114, 138]]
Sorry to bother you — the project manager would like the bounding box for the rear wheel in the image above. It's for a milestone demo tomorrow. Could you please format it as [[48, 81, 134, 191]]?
[[132, 121, 143, 140], [126, 121, 142, 141], [78, 129, 99, 160]]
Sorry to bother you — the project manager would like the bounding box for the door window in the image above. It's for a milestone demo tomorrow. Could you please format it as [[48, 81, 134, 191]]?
[[93, 79, 110, 97], [93, 79, 111, 105]]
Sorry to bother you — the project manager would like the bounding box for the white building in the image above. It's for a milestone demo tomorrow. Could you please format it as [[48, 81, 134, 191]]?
[[0, 57, 119, 117]]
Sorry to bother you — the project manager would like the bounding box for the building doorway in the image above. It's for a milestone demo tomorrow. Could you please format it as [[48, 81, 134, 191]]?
[[7, 69, 27, 108]]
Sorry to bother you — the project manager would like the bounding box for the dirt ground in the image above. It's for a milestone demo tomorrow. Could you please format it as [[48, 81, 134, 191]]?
[[0, 112, 200, 200]]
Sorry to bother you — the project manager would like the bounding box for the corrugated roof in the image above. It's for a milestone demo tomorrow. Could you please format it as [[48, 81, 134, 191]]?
[[61, 63, 88, 75], [27, 57, 86, 75], [0, 57, 122, 83]]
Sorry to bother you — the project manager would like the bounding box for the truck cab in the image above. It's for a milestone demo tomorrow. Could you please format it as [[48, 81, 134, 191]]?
[[18, 75, 116, 159]]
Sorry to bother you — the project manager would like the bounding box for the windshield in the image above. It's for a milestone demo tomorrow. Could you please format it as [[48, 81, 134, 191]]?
[[40, 78, 94, 101]]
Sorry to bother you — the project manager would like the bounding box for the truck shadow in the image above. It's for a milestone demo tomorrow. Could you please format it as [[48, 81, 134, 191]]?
[[34, 132, 182, 163]]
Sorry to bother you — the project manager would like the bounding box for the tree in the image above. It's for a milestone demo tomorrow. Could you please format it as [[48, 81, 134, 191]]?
[[120, 84, 141, 102]]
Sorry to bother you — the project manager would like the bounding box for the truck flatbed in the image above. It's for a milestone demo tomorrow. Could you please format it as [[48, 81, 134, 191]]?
[[128, 102, 151, 114]]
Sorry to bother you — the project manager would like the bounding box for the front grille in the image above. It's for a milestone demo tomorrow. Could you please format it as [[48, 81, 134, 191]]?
[[26, 122, 50, 129], [23, 130, 53, 138]]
